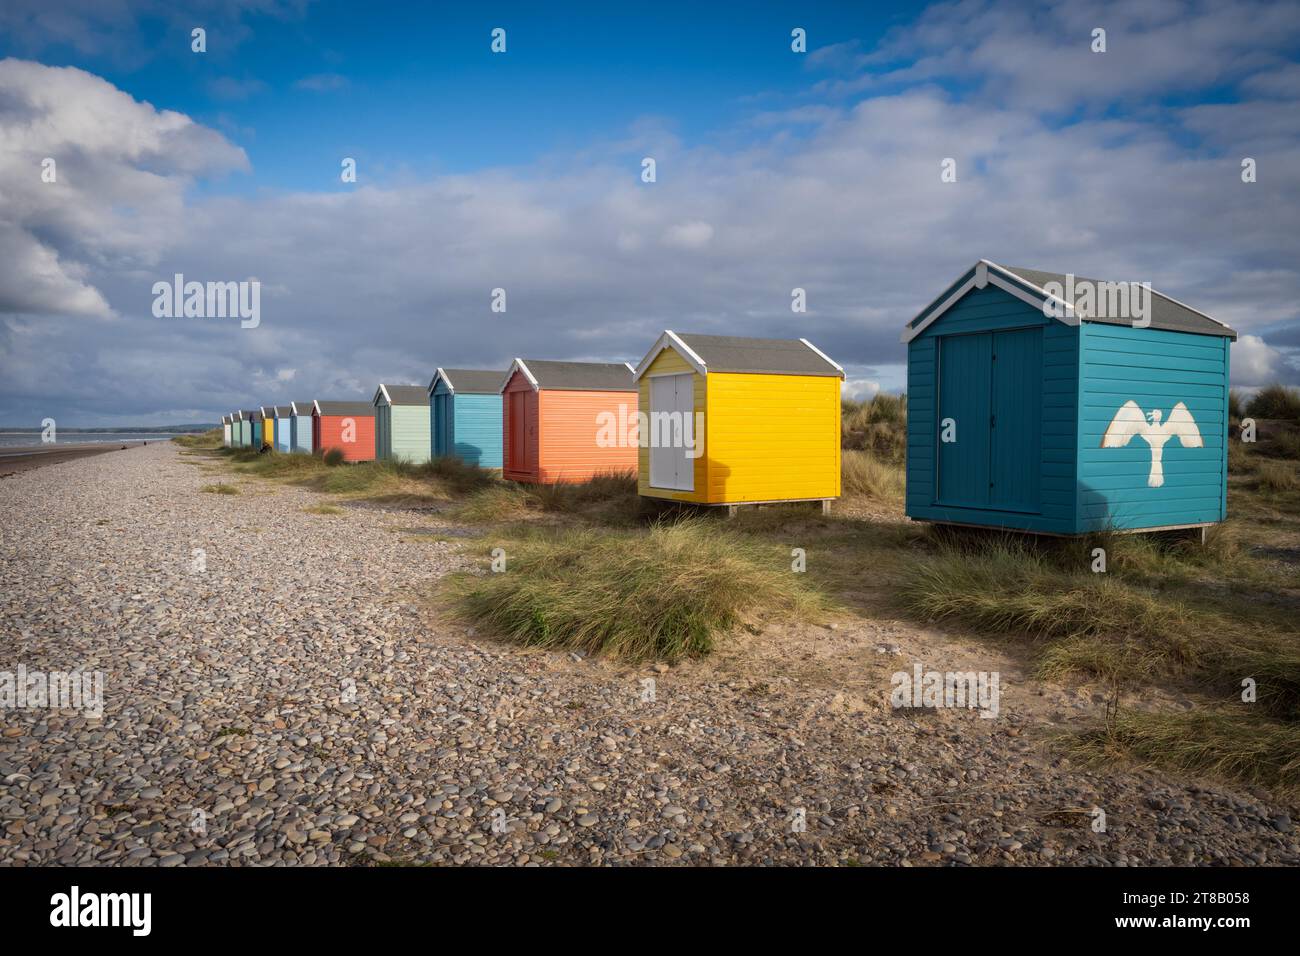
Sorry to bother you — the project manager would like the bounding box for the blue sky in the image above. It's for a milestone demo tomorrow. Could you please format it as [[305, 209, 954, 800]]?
[[1, 0, 1299, 425]]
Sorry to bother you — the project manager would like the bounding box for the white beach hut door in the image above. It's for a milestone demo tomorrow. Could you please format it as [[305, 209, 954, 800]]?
[[650, 373, 694, 491]]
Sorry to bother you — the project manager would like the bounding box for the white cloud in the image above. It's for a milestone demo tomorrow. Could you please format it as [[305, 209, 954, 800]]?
[[2, 0, 1300, 424], [842, 378, 881, 402], [1231, 334, 1289, 387], [662, 220, 714, 249]]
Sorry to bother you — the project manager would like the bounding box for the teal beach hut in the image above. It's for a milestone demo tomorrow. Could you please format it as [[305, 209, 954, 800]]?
[[290, 401, 314, 453], [427, 368, 504, 468], [903, 260, 1235, 535], [250, 409, 264, 450]]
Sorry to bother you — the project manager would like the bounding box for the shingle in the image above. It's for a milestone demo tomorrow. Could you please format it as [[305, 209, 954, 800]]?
[[675, 333, 842, 376]]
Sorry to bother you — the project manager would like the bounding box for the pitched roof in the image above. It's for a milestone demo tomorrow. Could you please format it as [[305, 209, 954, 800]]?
[[221, 415, 230, 425], [290, 401, 313, 415], [249, 409, 263, 421], [902, 259, 1236, 342], [633, 330, 844, 380], [314, 401, 375, 417], [998, 265, 1235, 339], [274, 405, 293, 417], [374, 384, 428, 406], [504, 359, 636, 392], [429, 368, 505, 394]]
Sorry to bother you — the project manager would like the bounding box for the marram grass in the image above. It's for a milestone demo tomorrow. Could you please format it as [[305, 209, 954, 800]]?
[[1071, 708, 1300, 792], [449, 518, 820, 661]]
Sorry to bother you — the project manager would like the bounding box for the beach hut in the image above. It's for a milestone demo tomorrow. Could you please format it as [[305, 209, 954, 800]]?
[[259, 406, 278, 451], [222, 415, 232, 448], [427, 368, 504, 468], [501, 359, 638, 484], [274, 406, 294, 453], [632, 332, 844, 510], [902, 259, 1235, 535], [290, 402, 314, 454], [312, 401, 376, 462], [235, 411, 250, 448], [249, 410, 264, 450], [373, 384, 432, 463]]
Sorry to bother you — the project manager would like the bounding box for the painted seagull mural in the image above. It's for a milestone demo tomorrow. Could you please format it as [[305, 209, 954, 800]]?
[[1101, 401, 1204, 488]]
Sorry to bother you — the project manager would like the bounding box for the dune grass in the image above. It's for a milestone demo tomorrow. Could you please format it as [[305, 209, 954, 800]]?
[[1245, 383, 1300, 421], [898, 530, 1300, 716], [173, 428, 223, 449], [842, 393, 907, 464], [454, 472, 638, 525], [841, 448, 905, 501], [449, 518, 820, 661], [1070, 709, 1300, 792]]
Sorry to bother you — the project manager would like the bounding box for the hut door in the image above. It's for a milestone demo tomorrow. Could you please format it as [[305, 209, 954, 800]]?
[[937, 328, 1042, 513], [649, 373, 694, 491], [988, 328, 1041, 512], [937, 333, 992, 508], [435, 393, 452, 456]]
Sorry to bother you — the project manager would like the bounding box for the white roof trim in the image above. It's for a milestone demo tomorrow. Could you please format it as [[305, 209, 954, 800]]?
[[373, 384, 392, 406], [428, 367, 452, 395], [799, 338, 845, 379], [633, 329, 708, 381], [500, 358, 538, 393], [312, 400, 324, 415], [290, 402, 309, 416], [260, 405, 276, 417], [900, 259, 1077, 344]]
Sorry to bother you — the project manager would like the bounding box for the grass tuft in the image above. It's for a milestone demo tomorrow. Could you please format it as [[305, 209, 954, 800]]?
[[449, 517, 820, 661], [201, 483, 239, 495], [841, 449, 905, 500], [1070, 709, 1300, 792]]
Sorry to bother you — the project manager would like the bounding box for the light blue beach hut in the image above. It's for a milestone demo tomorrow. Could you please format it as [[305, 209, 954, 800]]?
[[373, 385, 432, 463], [290, 401, 314, 454], [428, 368, 505, 468], [274, 406, 294, 452]]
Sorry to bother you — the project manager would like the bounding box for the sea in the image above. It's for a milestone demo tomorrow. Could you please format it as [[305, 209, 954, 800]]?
[[0, 432, 189, 449]]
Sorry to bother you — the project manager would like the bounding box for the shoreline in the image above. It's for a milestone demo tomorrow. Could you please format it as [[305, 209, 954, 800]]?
[[0, 441, 151, 476]]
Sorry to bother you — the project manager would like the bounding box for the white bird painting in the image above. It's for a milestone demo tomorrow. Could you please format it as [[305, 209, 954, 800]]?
[[1101, 401, 1203, 488]]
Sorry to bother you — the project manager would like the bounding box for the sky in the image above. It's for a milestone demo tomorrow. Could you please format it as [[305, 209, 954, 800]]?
[[1, 0, 1299, 426]]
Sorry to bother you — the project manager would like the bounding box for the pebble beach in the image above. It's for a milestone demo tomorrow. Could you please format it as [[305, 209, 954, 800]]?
[[1, 443, 1296, 866]]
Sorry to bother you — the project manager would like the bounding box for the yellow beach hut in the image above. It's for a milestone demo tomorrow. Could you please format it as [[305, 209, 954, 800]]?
[[259, 405, 277, 451], [632, 331, 844, 511]]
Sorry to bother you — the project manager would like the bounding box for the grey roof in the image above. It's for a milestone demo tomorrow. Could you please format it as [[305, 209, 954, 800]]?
[[999, 265, 1235, 339], [905, 262, 1235, 341], [377, 384, 428, 406], [315, 401, 375, 417], [433, 368, 505, 394], [248, 409, 263, 421], [291, 401, 313, 415], [241, 409, 259, 419], [274, 405, 293, 417], [516, 359, 635, 391], [676, 333, 842, 376]]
